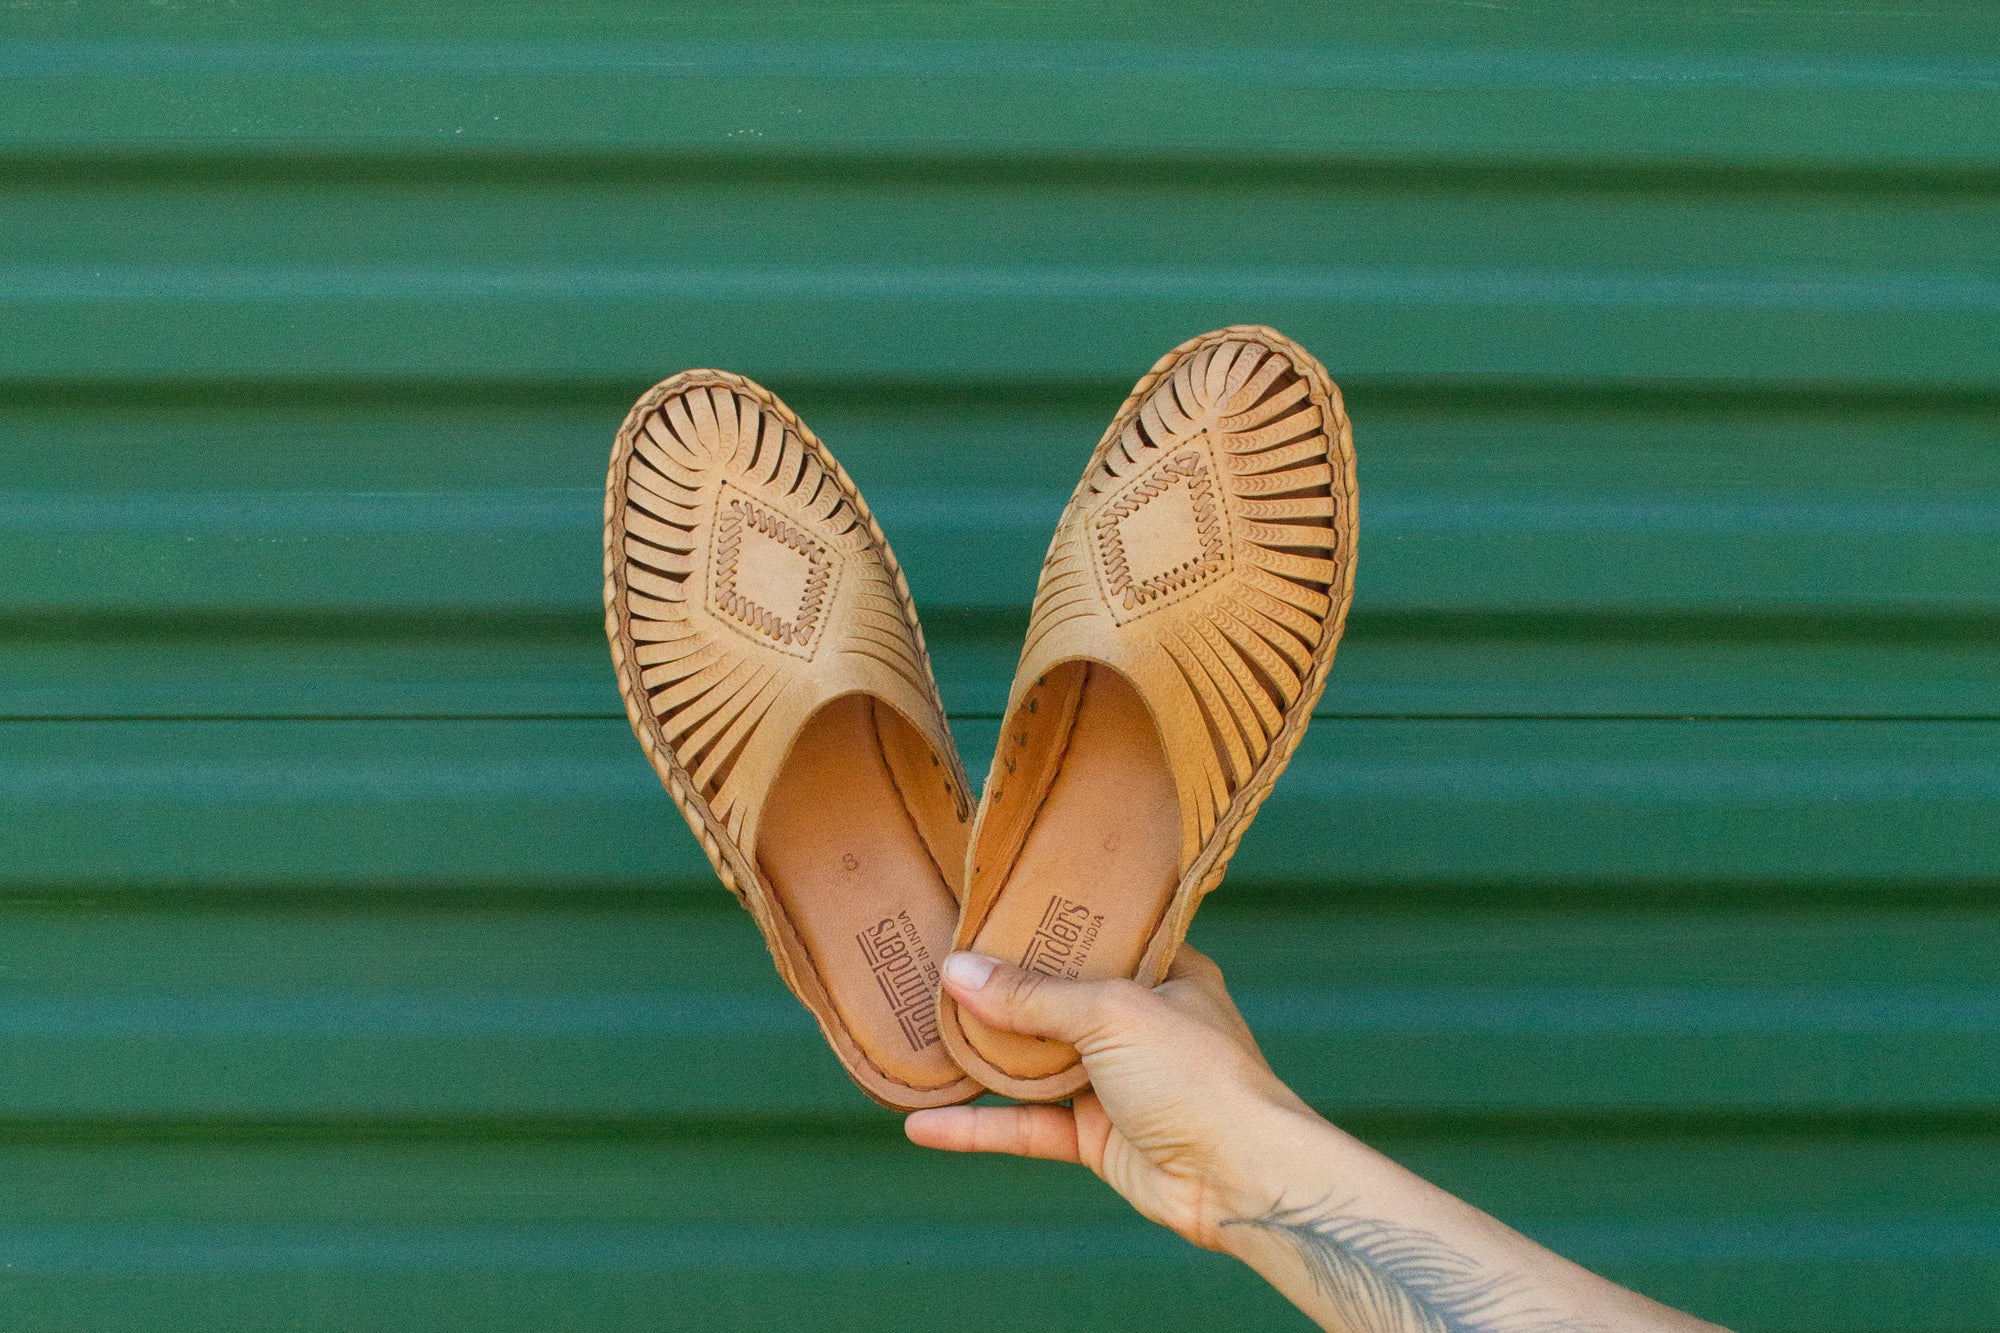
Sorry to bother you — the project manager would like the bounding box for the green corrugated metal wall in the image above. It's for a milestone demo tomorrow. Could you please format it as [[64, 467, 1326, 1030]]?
[[3, 2, 1998, 1328]]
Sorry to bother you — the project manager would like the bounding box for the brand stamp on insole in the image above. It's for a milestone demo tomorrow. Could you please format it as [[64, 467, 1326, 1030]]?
[[1023, 896, 1104, 981], [856, 911, 941, 1051]]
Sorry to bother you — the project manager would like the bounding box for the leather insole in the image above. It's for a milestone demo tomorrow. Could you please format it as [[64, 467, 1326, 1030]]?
[[758, 695, 963, 1091], [961, 665, 1181, 1079]]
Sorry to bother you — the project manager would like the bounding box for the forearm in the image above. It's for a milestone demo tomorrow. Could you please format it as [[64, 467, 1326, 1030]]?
[[1206, 1106, 1726, 1333], [917, 950, 1726, 1330]]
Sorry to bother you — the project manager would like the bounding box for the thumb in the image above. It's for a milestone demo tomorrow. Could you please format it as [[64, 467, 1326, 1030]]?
[[941, 952, 1141, 1047]]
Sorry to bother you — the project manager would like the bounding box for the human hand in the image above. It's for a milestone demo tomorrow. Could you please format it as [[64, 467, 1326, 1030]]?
[[909, 947, 1730, 1333], [904, 945, 1324, 1251]]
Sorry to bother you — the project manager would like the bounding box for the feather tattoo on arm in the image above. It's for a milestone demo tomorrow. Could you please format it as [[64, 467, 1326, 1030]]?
[[1223, 1201, 1602, 1333]]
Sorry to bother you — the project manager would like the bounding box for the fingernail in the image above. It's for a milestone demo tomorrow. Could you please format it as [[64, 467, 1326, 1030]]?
[[943, 952, 996, 991]]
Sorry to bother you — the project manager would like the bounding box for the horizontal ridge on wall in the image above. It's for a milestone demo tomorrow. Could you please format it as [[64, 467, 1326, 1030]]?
[[14, 487, 2000, 616], [4, 718, 2000, 893], [2, 284, 1992, 388], [0, 897, 1987, 1120], [6, 40, 2000, 174], [5, 381, 1992, 718]]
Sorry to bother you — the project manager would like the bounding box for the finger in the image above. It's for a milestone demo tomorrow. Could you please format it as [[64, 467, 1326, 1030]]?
[[904, 1104, 1082, 1163], [1160, 944, 1257, 1040], [941, 952, 1146, 1046], [1067, 1090, 1115, 1175], [1165, 943, 1226, 989], [1163, 944, 1236, 1012]]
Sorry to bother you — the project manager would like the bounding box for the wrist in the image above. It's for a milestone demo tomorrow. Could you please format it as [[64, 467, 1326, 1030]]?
[[1196, 1094, 1341, 1252]]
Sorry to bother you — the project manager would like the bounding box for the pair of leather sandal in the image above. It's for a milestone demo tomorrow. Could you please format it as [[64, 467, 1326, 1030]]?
[[604, 326, 1357, 1110]]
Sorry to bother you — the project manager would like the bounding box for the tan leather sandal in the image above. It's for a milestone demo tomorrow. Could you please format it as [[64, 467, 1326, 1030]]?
[[937, 326, 1357, 1102], [604, 370, 981, 1110]]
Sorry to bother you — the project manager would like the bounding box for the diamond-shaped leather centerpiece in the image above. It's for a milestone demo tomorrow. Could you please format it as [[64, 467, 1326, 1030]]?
[[708, 489, 835, 658], [1093, 448, 1228, 624]]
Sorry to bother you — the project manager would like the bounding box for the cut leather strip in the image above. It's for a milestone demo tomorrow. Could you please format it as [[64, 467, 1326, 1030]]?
[[605, 370, 981, 1111], [939, 326, 1358, 1103]]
